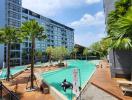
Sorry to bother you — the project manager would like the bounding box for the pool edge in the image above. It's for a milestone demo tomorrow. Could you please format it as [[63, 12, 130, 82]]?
[[50, 85, 68, 100]]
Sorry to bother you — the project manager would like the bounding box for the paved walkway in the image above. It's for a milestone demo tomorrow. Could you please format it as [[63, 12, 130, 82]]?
[[90, 60, 132, 100], [78, 83, 117, 100]]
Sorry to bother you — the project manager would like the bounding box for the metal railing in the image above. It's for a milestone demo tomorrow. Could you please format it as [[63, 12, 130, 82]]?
[[0, 81, 19, 100]]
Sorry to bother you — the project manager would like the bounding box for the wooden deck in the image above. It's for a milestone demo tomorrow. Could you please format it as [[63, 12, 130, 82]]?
[[91, 60, 132, 100], [2, 66, 59, 100]]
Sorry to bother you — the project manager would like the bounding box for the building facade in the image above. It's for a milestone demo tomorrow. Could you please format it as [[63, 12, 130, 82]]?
[[0, 0, 74, 67], [103, 0, 116, 18]]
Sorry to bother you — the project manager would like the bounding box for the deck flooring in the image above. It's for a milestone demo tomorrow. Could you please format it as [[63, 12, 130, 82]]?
[[2, 66, 58, 100]]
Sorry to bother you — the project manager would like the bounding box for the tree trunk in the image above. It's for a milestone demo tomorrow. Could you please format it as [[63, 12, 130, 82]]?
[[7, 43, 11, 81], [75, 53, 76, 59], [41, 56, 43, 63], [60, 56, 63, 64], [31, 36, 35, 89], [49, 54, 51, 63]]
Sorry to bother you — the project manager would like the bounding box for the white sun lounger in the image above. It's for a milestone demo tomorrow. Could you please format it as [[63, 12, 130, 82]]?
[[120, 85, 132, 95], [117, 80, 132, 86]]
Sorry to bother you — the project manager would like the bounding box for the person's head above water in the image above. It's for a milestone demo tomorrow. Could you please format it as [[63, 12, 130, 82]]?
[[64, 79, 66, 82]]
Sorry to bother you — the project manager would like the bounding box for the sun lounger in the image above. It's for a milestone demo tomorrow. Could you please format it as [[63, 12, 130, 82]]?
[[120, 85, 132, 95], [117, 80, 132, 86]]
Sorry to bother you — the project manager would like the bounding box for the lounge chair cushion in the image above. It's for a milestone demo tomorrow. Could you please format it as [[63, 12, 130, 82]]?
[[120, 85, 132, 95], [117, 80, 132, 86]]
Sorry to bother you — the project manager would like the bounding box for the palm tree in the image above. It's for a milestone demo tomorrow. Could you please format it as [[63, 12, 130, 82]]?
[[0, 27, 24, 81], [46, 46, 53, 63], [83, 48, 89, 60], [107, 0, 131, 37], [21, 19, 46, 89], [107, 3, 132, 50], [114, 8, 132, 49]]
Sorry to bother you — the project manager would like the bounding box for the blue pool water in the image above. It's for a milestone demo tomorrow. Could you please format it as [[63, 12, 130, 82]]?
[[0, 65, 27, 79], [41, 60, 99, 99]]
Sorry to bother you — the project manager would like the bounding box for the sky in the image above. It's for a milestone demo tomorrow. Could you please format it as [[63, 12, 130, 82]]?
[[22, 0, 106, 47]]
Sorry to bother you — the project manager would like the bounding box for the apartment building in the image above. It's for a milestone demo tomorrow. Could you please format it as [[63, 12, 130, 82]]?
[[0, 0, 74, 67]]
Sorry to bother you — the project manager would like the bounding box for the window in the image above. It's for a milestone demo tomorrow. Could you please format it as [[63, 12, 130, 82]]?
[[8, 11, 21, 20], [9, 0, 21, 5], [11, 44, 20, 50], [29, 43, 32, 47], [8, 2, 21, 12], [10, 59, 20, 66], [22, 8, 28, 14], [22, 16, 28, 21], [23, 42, 28, 47], [29, 11, 40, 19], [8, 18, 21, 27], [10, 51, 20, 58]]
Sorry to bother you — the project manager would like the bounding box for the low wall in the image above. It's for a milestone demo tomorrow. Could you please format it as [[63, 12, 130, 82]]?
[[109, 50, 132, 79]]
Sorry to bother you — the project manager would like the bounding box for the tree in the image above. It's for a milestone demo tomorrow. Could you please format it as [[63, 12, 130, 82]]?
[[0, 27, 24, 81], [52, 46, 68, 63], [46, 46, 54, 63], [107, 0, 132, 50], [90, 39, 111, 58], [112, 7, 132, 49], [90, 42, 102, 57], [83, 48, 89, 60], [72, 48, 78, 59], [59, 46, 68, 62], [21, 19, 46, 89]]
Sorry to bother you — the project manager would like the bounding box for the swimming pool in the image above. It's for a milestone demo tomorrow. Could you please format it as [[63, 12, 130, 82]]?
[[0, 65, 27, 79], [41, 60, 100, 100]]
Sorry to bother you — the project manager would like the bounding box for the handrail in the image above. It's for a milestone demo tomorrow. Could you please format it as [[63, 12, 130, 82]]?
[[0, 81, 19, 100]]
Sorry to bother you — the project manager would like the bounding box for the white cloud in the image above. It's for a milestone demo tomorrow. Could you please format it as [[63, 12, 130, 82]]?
[[22, 0, 84, 16], [68, 11, 105, 46], [85, 0, 101, 4], [69, 11, 105, 28], [22, 0, 101, 17], [75, 32, 106, 47]]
